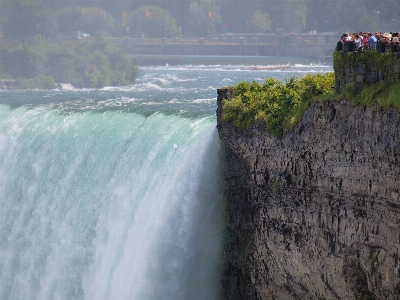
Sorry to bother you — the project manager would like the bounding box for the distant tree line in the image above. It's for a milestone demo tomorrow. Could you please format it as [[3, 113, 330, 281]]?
[[0, 37, 140, 88], [0, 0, 399, 40]]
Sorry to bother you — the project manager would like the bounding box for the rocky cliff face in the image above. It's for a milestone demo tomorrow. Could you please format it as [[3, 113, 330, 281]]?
[[217, 88, 400, 300]]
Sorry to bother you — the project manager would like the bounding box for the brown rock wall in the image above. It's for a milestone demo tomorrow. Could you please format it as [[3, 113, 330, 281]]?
[[217, 88, 400, 299]]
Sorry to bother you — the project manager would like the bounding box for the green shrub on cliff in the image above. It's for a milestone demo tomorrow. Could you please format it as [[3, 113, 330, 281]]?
[[222, 73, 335, 136]]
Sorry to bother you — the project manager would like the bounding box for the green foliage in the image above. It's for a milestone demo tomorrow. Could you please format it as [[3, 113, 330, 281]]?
[[187, 0, 221, 36], [33, 75, 57, 90], [249, 11, 272, 33], [339, 81, 400, 112], [15, 75, 56, 90], [0, 0, 56, 40], [129, 6, 178, 38], [334, 49, 400, 90], [0, 42, 36, 78], [222, 68, 400, 136], [223, 61, 400, 137], [283, 0, 308, 33], [222, 68, 400, 137], [334, 49, 382, 67], [222, 73, 335, 136], [0, 0, 399, 40], [305, 0, 380, 33], [56, 7, 115, 37], [385, 82, 400, 111], [0, 37, 140, 89], [331, 49, 400, 116], [255, 0, 308, 33]]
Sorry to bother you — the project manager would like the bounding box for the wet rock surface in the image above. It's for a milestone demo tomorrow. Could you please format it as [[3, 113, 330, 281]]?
[[217, 88, 400, 300]]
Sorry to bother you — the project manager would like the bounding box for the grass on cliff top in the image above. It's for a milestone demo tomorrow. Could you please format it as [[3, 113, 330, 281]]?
[[221, 73, 400, 137], [340, 80, 400, 111]]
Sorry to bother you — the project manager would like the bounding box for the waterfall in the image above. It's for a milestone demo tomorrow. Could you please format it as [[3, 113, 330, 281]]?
[[0, 104, 225, 300]]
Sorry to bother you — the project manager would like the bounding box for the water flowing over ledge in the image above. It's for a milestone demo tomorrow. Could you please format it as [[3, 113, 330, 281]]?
[[0, 104, 225, 300]]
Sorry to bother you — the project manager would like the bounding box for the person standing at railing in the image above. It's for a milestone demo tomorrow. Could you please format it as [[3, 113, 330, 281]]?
[[336, 35, 344, 51], [392, 33, 399, 43], [391, 33, 400, 52], [376, 33, 390, 53], [362, 33, 369, 49], [354, 34, 362, 50], [368, 33, 377, 49]]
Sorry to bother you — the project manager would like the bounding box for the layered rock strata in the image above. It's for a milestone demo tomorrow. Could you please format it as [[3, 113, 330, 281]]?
[[217, 88, 400, 299]]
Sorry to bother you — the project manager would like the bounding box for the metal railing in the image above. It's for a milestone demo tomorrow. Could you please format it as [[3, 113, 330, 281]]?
[[108, 35, 337, 47]]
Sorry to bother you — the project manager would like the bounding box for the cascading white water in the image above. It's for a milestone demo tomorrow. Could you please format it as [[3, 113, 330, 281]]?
[[0, 104, 225, 300]]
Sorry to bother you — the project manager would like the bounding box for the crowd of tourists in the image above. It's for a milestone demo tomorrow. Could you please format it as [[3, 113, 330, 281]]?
[[336, 31, 400, 53]]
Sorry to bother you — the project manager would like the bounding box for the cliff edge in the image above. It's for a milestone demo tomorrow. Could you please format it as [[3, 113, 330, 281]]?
[[217, 88, 400, 299]]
